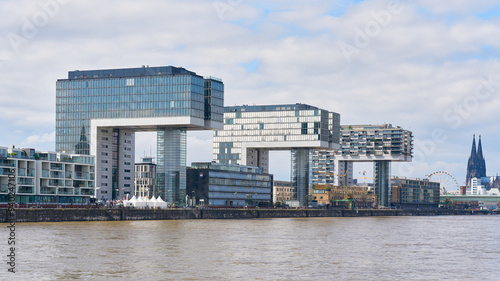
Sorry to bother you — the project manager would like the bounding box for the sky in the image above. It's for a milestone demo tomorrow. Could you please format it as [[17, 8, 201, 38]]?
[[1, 0, 500, 189]]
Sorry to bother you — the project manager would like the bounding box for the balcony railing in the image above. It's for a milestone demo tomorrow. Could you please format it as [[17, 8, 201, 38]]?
[[58, 188, 74, 195], [80, 189, 94, 196], [18, 178, 34, 185], [40, 186, 57, 195], [18, 186, 34, 194], [50, 172, 64, 179], [74, 172, 89, 180]]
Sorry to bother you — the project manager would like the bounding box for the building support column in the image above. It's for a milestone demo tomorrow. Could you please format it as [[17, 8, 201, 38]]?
[[157, 127, 186, 205], [291, 148, 311, 207], [374, 160, 391, 207]]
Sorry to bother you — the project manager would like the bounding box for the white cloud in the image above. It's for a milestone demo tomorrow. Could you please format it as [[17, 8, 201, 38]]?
[[22, 131, 55, 148]]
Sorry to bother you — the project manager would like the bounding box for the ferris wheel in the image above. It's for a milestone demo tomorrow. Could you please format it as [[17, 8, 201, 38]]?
[[427, 171, 459, 194]]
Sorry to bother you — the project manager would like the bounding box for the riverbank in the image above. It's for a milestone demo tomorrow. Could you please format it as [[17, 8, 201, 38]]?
[[1, 208, 497, 223]]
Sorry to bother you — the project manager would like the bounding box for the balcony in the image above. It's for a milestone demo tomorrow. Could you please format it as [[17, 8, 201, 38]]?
[[48, 179, 63, 186], [80, 188, 94, 196], [50, 163, 64, 171], [40, 186, 57, 195], [18, 178, 34, 185], [18, 186, 34, 194], [0, 160, 15, 167], [0, 184, 8, 193], [0, 168, 14, 176], [50, 171, 65, 179], [74, 172, 89, 180], [58, 188, 74, 195]]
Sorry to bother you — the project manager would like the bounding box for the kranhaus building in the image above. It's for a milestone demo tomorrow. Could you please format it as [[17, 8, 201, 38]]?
[[213, 104, 341, 207], [56, 66, 223, 203]]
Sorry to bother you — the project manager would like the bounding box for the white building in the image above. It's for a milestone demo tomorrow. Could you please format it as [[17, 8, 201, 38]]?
[[134, 157, 157, 198], [0, 146, 95, 205]]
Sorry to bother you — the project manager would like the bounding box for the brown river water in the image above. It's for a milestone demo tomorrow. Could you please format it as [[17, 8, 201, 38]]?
[[2, 216, 500, 280]]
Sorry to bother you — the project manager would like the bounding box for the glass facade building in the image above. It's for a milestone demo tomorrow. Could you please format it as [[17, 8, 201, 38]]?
[[213, 104, 341, 207], [186, 162, 273, 207], [56, 66, 223, 202]]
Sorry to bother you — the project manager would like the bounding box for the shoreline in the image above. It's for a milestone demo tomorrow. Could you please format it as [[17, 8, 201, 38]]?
[[0, 208, 498, 223]]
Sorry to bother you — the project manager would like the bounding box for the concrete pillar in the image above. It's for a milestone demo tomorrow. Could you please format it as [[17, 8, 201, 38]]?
[[374, 160, 391, 207], [157, 127, 186, 204]]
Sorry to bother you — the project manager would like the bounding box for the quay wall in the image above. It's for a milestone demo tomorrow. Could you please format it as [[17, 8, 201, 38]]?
[[0, 208, 496, 223]]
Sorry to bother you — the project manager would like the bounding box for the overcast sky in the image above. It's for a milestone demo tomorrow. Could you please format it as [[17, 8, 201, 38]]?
[[1, 0, 500, 188]]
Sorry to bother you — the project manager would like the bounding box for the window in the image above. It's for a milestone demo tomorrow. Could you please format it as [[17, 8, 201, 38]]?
[[124, 169, 130, 173]]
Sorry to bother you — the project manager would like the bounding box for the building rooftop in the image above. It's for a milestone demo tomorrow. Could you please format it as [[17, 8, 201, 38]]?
[[341, 124, 397, 130], [225, 103, 322, 113], [190, 162, 265, 174], [61, 65, 198, 80]]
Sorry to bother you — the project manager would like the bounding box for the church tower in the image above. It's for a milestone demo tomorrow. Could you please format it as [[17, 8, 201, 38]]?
[[466, 135, 486, 186]]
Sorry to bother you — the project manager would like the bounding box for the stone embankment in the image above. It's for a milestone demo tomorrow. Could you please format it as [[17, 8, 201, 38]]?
[[0, 208, 496, 223]]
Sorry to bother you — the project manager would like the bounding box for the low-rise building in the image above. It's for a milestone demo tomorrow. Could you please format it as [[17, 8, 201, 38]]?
[[273, 180, 293, 204], [0, 146, 95, 204], [312, 184, 373, 208], [134, 157, 157, 198], [187, 162, 273, 207], [391, 176, 440, 209]]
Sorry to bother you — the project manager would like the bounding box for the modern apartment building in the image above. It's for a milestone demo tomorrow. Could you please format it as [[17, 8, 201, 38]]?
[[391, 176, 440, 209], [56, 66, 223, 203], [186, 162, 273, 207], [310, 124, 413, 207], [0, 146, 95, 204], [213, 103, 341, 207]]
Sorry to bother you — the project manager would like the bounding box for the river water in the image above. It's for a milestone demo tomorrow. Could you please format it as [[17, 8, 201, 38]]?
[[3, 216, 500, 280]]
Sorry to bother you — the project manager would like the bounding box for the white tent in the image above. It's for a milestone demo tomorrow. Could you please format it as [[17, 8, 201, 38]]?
[[135, 197, 147, 209], [155, 196, 168, 209], [124, 195, 137, 207], [149, 196, 158, 208]]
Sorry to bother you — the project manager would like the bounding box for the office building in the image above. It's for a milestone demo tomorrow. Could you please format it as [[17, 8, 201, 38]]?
[[56, 66, 224, 203], [213, 103, 340, 207], [186, 162, 273, 207], [134, 157, 157, 198], [391, 176, 440, 209], [0, 146, 95, 204]]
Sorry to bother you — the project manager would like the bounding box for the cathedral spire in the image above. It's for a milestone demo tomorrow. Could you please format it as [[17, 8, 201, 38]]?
[[477, 135, 484, 160], [470, 134, 476, 159]]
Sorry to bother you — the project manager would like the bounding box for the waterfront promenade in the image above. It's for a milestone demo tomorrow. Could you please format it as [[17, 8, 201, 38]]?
[[1, 208, 497, 223]]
